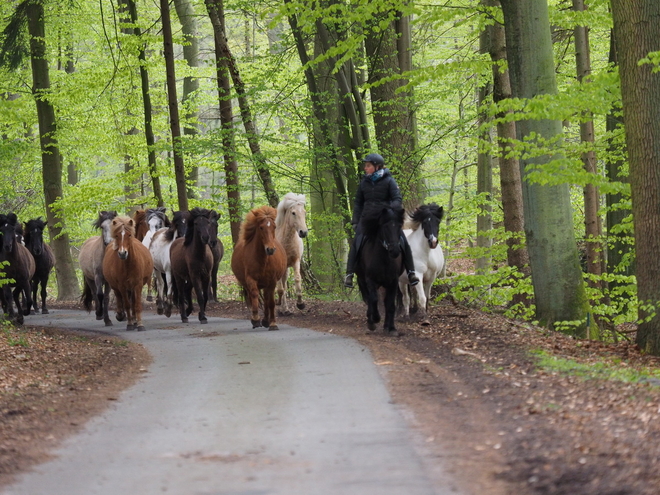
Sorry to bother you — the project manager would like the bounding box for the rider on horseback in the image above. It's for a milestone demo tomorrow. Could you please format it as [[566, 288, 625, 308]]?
[[344, 153, 420, 289]]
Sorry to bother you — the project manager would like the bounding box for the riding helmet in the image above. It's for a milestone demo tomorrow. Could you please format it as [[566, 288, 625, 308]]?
[[362, 153, 385, 167]]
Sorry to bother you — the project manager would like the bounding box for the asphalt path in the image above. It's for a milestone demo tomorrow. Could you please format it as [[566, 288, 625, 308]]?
[[5, 309, 460, 495]]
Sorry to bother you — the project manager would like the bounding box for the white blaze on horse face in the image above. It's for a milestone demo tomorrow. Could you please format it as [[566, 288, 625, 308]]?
[[118, 228, 129, 259], [102, 219, 114, 245]]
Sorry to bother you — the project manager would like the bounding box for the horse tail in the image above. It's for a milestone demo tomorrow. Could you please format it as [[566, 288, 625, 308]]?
[[81, 282, 93, 312]]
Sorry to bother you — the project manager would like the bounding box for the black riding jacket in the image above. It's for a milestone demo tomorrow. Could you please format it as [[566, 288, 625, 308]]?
[[351, 168, 403, 226]]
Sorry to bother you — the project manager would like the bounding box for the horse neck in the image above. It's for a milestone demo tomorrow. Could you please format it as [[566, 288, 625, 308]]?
[[189, 227, 209, 254], [409, 225, 430, 252]]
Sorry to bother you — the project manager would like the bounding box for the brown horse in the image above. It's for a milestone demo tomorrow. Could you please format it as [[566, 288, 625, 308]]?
[[231, 206, 287, 330], [102, 216, 154, 331], [79, 210, 117, 326], [0, 213, 35, 325], [170, 208, 214, 323]]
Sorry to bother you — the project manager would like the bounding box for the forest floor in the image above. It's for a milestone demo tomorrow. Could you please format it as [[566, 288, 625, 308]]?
[[2, 282, 660, 494]]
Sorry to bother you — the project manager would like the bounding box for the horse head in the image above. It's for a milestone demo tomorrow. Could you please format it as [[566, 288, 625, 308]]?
[[0, 213, 16, 254], [277, 193, 308, 239], [24, 217, 47, 256], [110, 216, 135, 260], [379, 207, 404, 259], [208, 210, 220, 248], [170, 210, 190, 240], [185, 208, 213, 247], [411, 204, 444, 249], [94, 210, 118, 245], [146, 207, 169, 233]]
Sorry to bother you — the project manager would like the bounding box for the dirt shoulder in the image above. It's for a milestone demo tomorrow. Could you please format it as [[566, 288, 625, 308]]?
[[2, 297, 660, 495]]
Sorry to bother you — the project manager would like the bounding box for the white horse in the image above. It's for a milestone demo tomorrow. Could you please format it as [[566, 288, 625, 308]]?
[[275, 193, 309, 314], [398, 204, 445, 319], [149, 210, 189, 317]]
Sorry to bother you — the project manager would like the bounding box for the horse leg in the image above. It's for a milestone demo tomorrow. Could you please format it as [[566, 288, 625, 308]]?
[[399, 277, 411, 318], [40, 277, 49, 314], [103, 282, 115, 325], [263, 287, 276, 330], [11, 287, 23, 325], [173, 277, 188, 323], [246, 279, 261, 328], [195, 279, 208, 324], [164, 271, 173, 318], [135, 286, 146, 332], [184, 284, 194, 317], [383, 283, 399, 336], [276, 270, 291, 316], [146, 273, 154, 302], [154, 270, 165, 315], [293, 260, 305, 310], [30, 279, 38, 314]]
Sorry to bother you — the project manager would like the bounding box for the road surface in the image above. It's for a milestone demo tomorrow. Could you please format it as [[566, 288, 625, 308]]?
[[5, 309, 460, 495]]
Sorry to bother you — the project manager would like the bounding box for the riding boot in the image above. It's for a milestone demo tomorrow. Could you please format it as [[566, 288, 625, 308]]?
[[400, 234, 420, 286], [344, 233, 363, 288]]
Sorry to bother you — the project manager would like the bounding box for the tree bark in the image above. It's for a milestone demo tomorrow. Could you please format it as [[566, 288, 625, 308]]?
[[487, 1, 529, 280], [610, 1, 660, 354], [26, 0, 79, 301], [573, 0, 604, 291], [500, 0, 591, 335], [124, 0, 163, 207], [173, 0, 200, 197], [365, 11, 423, 209], [206, 0, 278, 208], [204, 0, 242, 244], [160, 0, 188, 211]]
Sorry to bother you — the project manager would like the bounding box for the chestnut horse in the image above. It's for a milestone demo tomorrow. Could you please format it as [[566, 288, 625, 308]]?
[[275, 193, 308, 314], [170, 208, 214, 323], [79, 210, 117, 326], [0, 213, 35, 325], [102, 216, 154, 331], [231, 206, 287, 330], [23, 217, 55, 314]]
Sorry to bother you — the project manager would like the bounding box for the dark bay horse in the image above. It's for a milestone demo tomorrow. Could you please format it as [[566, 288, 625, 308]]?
[[23, 217, 55, 314], [209, 209, 224, 302], [170, 208, 214, 323], [0, 213, 35, 324], [231, 206, 287, 330], [356, 205, 405, 336], [102, 216, 154, 331], [79, 210, 117, 326]]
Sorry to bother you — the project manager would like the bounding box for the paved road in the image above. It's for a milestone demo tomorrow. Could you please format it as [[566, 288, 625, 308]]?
[[6, 309, 459, 495]]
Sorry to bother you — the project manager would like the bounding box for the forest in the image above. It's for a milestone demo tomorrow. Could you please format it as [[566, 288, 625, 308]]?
[[1, 1, 659, 352]]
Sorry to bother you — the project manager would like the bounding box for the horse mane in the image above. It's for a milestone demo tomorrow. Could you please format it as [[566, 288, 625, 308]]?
[[276, 193, 306, 229], [406, 203, 443, 231], [93, 210, 117, 229], [360, 204, 404, 238], [240, 206, 277, 243], [147, 207, 170, 227], [184, 207, 211, 246]]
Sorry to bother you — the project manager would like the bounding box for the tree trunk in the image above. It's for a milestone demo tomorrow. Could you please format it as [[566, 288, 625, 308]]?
[[610, 1, 660, 353], [605, 30, 632, 284], [476, 16, 493, 274], [573, 0, 604, 291], [364, 12, 422, 209], [488, 1, 529, 280], [160, 0, 188, 211], [206, 0, 278, 208], [173, 0, 200, 197], [500, 0, 591, 336], [205, 0, 242, 244], [26, 1, 79, 301], [124, 0, 163, 207]]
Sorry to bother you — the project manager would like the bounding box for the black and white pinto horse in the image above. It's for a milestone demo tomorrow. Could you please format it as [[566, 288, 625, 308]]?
[[398, 203, 445, 320], [356, 205, 405, 336]]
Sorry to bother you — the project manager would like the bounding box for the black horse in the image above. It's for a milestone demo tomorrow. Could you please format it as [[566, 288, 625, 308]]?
[[355, 205, 405, 335], [0, 213, 36, 324], [23, 217, 56, 314]]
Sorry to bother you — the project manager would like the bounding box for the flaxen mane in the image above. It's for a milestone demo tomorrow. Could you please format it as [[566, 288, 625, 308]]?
[[240, 206, 277, 243], [276, 193, 306, 229]]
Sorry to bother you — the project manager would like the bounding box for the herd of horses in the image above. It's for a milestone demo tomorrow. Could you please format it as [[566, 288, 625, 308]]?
[[0, 194, 445, 336]]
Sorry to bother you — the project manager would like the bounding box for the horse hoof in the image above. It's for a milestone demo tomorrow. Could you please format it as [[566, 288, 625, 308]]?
[[278, 310, 292, 317], [268, 325, 279, 331], [165, 309, 172, 318], [261, 318, 270, 328], [137, 325, 146, 332], [146, 295, 153, 302], [296, 302, 305, 310], [199, 318, 208, 324], [116, 313, 126, 322], [96, 315, 103, 321], [104, 321, 113, 327], [41, 309, 49, 315], [367, 321, 376, 331], [181, 317, 189, 323], [157, 307, 164, 315], [126, 324, 135, 331], [251, 319, 261, 328]]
